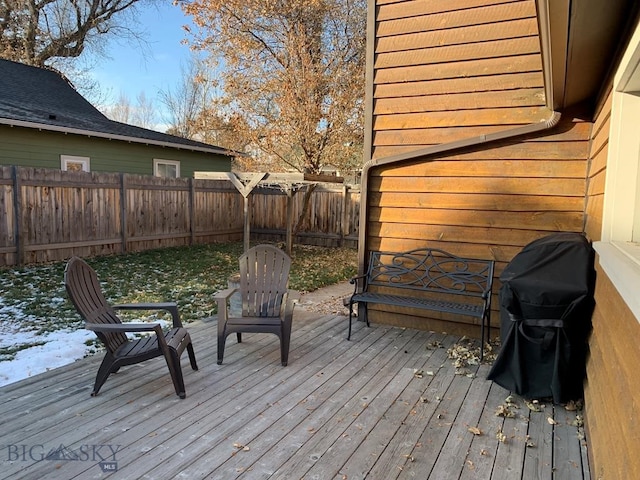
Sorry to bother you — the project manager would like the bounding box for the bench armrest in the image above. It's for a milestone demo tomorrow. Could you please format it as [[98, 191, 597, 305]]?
[[349, 274, 367, 296]]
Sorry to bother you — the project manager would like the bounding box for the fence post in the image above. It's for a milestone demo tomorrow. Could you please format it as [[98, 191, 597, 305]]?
[[285, 186, 294, 256], [12, 165, 24, 265], [120, 173, 128, 253], [339, 185, 349, 247], [189, 177, 195, 245]]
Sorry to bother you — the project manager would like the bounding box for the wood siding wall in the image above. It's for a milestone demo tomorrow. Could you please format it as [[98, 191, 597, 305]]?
[[371, 0, 545, 160], [0, 167, 359, 266], [582, 86, 640, 478], [365, 0, 591, 337], [365, 115, 591, 336], [0, 125, 232, 178], [586, 263, 640, 480]]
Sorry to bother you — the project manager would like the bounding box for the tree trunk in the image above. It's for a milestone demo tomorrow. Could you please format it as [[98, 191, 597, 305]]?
[[293, 183, 317, 238]]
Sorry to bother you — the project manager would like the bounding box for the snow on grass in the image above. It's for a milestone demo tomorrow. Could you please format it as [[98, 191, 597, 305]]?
[[0, 328, 95, 386]]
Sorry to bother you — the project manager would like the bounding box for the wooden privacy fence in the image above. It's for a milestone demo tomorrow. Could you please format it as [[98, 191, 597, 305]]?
[[0, 166, 360, 267]]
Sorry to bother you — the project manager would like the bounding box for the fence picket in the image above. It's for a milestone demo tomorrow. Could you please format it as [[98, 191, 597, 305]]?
[[0, 167, 360, 266]]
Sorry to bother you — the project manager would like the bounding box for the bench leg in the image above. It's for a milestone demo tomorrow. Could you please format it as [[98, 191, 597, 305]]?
[[347, 302, 370, 340], [480, 312, 491, 362], [348, 301, 355, 340]]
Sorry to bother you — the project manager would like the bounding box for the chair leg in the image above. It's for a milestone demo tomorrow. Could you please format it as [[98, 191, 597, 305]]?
[[92, 352, 116, 396], [236, 332, 242, 343], [348, 302, 354, 340], [281, 329, 291, 367], [217, 334, 226, 365], [187, 343, 198, 371], [166, 348, 186, 399]]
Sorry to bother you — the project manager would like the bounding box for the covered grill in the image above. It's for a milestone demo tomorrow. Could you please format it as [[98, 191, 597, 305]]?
[[487, 233, 595, 403]]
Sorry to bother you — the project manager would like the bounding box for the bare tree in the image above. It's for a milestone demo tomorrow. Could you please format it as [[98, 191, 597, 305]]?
[[101, 90, 161, 129], [179, 0, 365, 176], [105, 91, 133, 123], [159, 58, 213, 139], [0, 0, 154, 67], [132, 91, 156, 129]]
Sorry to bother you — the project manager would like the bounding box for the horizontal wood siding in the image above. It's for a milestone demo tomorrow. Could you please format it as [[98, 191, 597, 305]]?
[[580, 83, 640, 479], [0, 126, 232, 177], [585, 262, 640, 480], [371, 0, 545, 159], [583, 88, 611, 242], [365, 114, 591, 337]]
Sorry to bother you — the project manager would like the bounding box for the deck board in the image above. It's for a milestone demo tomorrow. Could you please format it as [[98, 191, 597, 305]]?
[[0, 311, 590, 479]]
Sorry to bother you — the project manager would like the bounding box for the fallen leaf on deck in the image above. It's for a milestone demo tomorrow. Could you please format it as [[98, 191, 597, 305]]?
[[547, 417, 558, 425], [526, 400, 544, 412], [468, 427, 483, 435]]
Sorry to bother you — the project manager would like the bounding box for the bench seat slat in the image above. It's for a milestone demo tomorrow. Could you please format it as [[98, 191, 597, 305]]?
[[350, 292, 484, 317]]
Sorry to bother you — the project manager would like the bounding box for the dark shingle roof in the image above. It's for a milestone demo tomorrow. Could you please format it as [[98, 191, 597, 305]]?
[[0, 59, 235, 156]]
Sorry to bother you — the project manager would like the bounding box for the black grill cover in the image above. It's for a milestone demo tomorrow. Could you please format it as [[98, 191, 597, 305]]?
[[487, 233, 595, 403]]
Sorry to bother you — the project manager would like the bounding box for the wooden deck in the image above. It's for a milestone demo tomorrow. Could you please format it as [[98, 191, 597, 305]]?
[[0, 311, 590, 479]]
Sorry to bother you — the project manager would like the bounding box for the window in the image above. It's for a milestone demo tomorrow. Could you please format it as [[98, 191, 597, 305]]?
[[61, 155, 90, 172], [154, 159, 180, 178], [595, 19, 640, 320]]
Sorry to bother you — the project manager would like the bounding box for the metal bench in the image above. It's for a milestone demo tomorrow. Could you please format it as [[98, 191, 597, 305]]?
[[347, 248, 494, 358]]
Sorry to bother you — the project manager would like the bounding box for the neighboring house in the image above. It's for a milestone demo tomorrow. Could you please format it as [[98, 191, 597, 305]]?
[[0, 59, 235, 177], [362, 0, 638, 477]]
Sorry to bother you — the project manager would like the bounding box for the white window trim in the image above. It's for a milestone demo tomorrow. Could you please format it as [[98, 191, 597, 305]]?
[[61, 155, 90, 172], [153, 158, 180, 178], [595, 18, 640, 321]]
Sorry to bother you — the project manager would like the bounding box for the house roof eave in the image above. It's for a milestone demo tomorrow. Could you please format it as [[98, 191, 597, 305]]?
[[0, 117, 242, 158]]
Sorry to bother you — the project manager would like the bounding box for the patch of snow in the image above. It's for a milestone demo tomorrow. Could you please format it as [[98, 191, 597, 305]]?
[[0, 329, 94, 387], [0, 317, 172, 388]]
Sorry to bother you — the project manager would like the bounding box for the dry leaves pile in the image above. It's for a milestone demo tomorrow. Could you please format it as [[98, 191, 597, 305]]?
[[446, 336, 499, 374]]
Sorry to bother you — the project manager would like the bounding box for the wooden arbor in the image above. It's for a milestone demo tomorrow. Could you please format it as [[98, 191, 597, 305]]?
[[198, 172, 345, 254]]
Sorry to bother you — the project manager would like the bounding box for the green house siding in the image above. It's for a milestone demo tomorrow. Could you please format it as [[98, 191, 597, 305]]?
[[0, 125, 232, 177]]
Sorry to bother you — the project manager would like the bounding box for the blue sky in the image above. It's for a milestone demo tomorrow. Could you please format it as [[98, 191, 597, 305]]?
[[88, 2, 195, 126]]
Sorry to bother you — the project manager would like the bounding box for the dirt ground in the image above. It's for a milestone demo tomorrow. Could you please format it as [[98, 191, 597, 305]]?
[[296, 281, 353, 316]]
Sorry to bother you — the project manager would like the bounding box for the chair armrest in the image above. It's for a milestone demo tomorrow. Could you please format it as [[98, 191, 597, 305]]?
[[287, 290, 301, 303], [86, 322, 163, 335], [113, 302, 182, 328], [213, 288, 237, 301], [213, 288, 238, 327]]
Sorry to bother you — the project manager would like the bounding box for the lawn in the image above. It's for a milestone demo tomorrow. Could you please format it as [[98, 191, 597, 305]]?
[[0, 242, 358, 363]]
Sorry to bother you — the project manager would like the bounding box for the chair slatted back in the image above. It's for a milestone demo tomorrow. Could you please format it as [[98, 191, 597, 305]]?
[[238, 245, 291, 317], [64, 256, 128, 353]]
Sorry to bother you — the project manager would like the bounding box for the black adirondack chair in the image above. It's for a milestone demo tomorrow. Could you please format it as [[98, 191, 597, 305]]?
[[64, 256, 198, 399], [214, 244, 299, 366]]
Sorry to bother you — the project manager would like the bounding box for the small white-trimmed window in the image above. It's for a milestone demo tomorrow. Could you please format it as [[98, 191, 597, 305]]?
[[595, 18, 640, 321], [61, 155, 90, 172], [154, 159, 180, 178]]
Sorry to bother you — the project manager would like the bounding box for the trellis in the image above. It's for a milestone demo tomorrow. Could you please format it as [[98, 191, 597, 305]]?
[[198, 172, 345, 255]]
